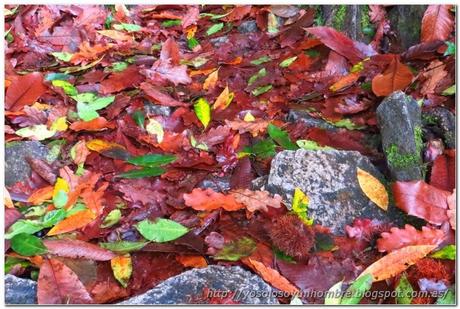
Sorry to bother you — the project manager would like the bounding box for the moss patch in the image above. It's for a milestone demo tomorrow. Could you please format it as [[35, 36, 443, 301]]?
[[333, 5, 347, 30]]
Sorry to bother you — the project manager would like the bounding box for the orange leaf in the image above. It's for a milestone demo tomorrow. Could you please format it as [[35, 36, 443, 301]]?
[[70, 42, 110, 65], [421, 5, 454, 43], [176, 255, 208, 268], [223, 56, 243, 65], [98, 30, 133, 42], [203, 69, 219, 91], [213, 86, 234, 110], [225, 119, 269, 137], [7, 253, 43, 267], [70, 117, 115, 132], [80, 182, 108, 215], [356, 167, 389, 211], [72, 140, 90, 165], [86, 139, 125, 153], [329, 72, 360, 92], [27, 186, 53, 205], [189, 68, 216, 77], [244, 258, 299, 294], [371, 56, 413, 97], [359, 245, 437, 281], [377, 224, 446, 252], [183, 188, 244, 211], [47, 209, 96, 236], [230, 189, 282, 212], [5, 187, 14, 208]]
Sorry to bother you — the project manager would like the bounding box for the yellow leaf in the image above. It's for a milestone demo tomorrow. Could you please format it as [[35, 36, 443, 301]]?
[[53, 177, 70, 197], [146, 119, 164, 143], [111, 254, 132, 288], [86, 139, 125, 153], [291, 188, 313, 225], [359, 245, 437, 281], [213, 86, 234, 110], [50, 116, 68, 132], [4, 187, 14, 208], [243, 112, 255, 122], [203, 69, 218, 91], [357, 167, 389, 211]]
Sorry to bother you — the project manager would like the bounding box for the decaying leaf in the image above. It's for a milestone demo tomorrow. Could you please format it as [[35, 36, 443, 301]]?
[[111, 254, 132, 288]]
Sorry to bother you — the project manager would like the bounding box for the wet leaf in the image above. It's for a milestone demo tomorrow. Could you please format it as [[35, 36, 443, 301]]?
[[340, 273, 373, 304], [11, 233, 48, 256], [194, 97, 211, 128], [47, 209, 96, 236], [214, 237, 257, 261], [357, 167, 388, 211], [111, 254, 132, 288], [6, 72, 47, 111]]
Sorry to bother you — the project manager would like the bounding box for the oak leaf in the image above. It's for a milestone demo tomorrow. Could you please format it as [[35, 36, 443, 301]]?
[[230, 189, 282, 212], [225, 119, 269, 137], [183, 188, 244, 211]]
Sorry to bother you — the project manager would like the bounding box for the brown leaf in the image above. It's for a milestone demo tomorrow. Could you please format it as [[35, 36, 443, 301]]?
[[377, 224, 446, 252], [6, 73, 47, 112], [421, 60, 447, 95], [140, 82, 187, 106], [421, 5, 454, 42], [393, 180, 449, 225], [72, 140, 90, 165], [359, 245, 437, 281], [43, 239, 116, 261], [37, 258, 94, 304], [371, 56, 413, 97], [26, 157, 56, 184], [160, 37, 180, 65], [100, 65, 144, 94], [230, 189, 282, 212], [183, 188, 245, 211]]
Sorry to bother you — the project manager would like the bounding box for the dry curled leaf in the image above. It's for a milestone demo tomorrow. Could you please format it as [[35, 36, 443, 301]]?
[[359, 245, 437, 281], [377, 224, 446, 253], [230, 189, 282, 212], [357, 167, 388, 211]]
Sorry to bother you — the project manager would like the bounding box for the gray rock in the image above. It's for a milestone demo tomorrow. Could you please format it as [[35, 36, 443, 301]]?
[[210, 36, 229, 47], [198, 176, 231, 192], [251, 176, 268, 191], [144, 101, 172, 117], [287, 110, 336, 130], [376, 91, 423, 181], [422, 107, 455, 149], [5, 141, 49, 186], [118, 265, 279, 304], [5, 275, 37, 304], [238, 20, 258, 33], [266, 149, 400, 234]]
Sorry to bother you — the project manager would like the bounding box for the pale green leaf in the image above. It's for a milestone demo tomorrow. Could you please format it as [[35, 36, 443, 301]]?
[[51, 52, 73, 62], [100, 241, 148, 253], [248, 68, 267, 86], [206, 23, 224, 36], [135, 218, 189, 242], [395, 273, 413, 304], [430, 245, 456, 260], [280, 56, 298, 68], [194, 98, 211, 128], [51, 80, 78, 96], [15, 125, 56, 141], [251, 85, 272, 96], [146, 119, 164, 142], [101, 209, 122, 228]]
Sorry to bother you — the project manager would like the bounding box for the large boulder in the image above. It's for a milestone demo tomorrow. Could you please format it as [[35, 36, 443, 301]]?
[[118, 265, 279, 304], [5, 275, 37, 304], [5, 141, 49, 186], [266, 149, 400, 234], [376, 91, 423, 181]]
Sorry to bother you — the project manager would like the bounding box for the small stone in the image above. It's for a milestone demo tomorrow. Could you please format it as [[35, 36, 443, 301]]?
[[5, 141, 49, 186], [118, 265, 279, 304], [5, 275, 37, 304], [210, 36, 229, 47], [238, 20, 258, 33], [266, 149, 401, 234], [287, 110, 336, 130], [198, 175, 231, 192], [144, 101, 172, 117], [376, 91, 423, 181]]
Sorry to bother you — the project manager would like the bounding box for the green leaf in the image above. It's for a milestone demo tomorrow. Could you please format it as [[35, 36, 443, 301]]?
[[77, 101, 100, 121], [324, 280, 343, 305], [52, 80, 78, 96], [146, 119, 164, 143], [328, 118, 364, 130], [273, 247, 296, 263], [45, 73, 72, 81], [127, 154, 176, 167], [51, 52, 73, 62], [42, 209, 66, 227], [315, 233, 335, 251], [291, 188, 313, 225], [194, 98, 211, 128], [214, 237, 257, 261], [206, 23, 224, 36], [267, 12, 279, 34], [16, 125, 56, 141], [5, 220, 44, 239], [135, 218, 189, 242], [248, 68, 267, 86], [111, 254, 132, 288], [132, 110, 145, 129], [267, 123, 298, 150], [296, 140, 334, 150], [106, 61, 128, 73], [430, 245, 456, 260], [89, 95, 115, 110], [100, 241, 148, 253], [242, 139, 276, 158], [5, 257, 30, 274], [444, 41, 455, 56], [340, 273, 373, 304], [101, 209, 122, 228], [305, 50, 320, 58], [53, 190, 68, 208], [436, 288, 455, 304], [442, 85, 455, 96], [250, 56, 271, 66], [117, 167, 165, 179], [24, 206, 47, 218], [72, 92, 97, 103], [46, 139, 66, 162], [190, 135, 209, 151], [11, 233, 48, 256], [395, 273, 413, 304], [161, 19, 182, 27], [187, 37, 200, 50], [200, 12, 231, 20], [113, 23, 141, 32], [279, 56, 298, 68], [252, 84, 272, 96]]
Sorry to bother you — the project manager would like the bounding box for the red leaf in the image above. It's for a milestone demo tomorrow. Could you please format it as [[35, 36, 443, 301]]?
[[393, 180, 449, 225], [70, 117, 115, 132], [160, 37, 180, 65], [222, 5, 252, 22], [5, 208, 22, 230], [430, 150, 455, 192], [43, 239, 116, 261], [182, 6, 200, 28], [37, 258, 94, 304], [421, 5, 454, 42], [6, 73, 47, 112], [305, 26, 376, 63], [402, 40, 445, 61], [371, 56, 414, 96], [100, 66, 144, 94], [377, 224, 446, 252], [140, 82, 187, 107], [279, 9, 315, 48]]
